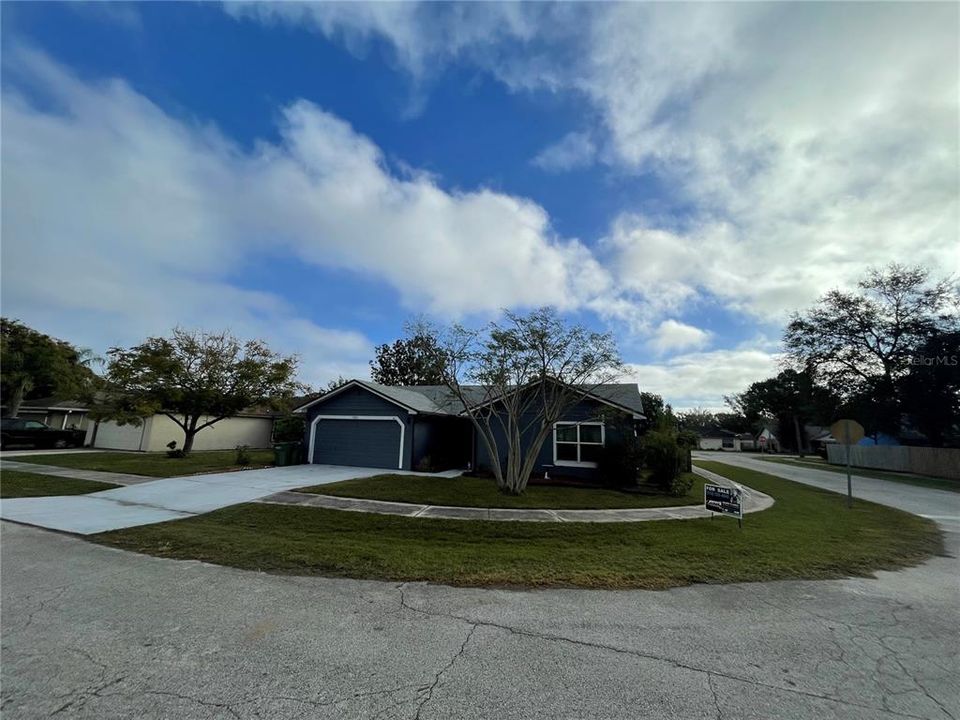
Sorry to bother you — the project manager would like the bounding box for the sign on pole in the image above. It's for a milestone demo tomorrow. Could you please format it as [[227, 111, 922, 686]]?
[[830, 419, 865, 509], [705, 484, 744, 528]]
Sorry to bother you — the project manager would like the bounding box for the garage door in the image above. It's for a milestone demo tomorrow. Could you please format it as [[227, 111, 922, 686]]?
[[312, 418, 403, 469]]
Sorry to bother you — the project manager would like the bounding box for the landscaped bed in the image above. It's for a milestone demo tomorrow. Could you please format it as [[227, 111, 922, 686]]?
[[11, 450, 275, 478], [89, 461, 943, 590], [1, 470, 119, 498], [298, 473, 704, 509]]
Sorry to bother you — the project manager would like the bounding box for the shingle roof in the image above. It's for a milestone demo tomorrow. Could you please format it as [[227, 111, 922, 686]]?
[[298, 380, 645, 417]]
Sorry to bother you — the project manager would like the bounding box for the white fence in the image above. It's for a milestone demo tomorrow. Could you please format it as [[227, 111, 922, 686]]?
[[827, 444, 960, 481]]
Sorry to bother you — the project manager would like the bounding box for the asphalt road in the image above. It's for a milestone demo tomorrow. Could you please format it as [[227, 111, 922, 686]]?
[[2, 458, 958, 719]]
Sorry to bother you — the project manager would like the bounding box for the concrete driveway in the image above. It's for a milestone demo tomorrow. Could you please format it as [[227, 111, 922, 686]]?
[[0, 465, 456, 535]]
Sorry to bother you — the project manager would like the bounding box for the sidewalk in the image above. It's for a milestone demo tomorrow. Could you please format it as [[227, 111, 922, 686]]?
[[259, 465, 774, 522]]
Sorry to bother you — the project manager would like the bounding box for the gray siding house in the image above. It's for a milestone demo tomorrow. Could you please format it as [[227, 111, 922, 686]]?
[[294, 380, 646, 481]]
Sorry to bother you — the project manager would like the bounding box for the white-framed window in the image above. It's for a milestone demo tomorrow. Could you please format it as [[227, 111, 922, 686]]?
[[553, 421, 605, 467]]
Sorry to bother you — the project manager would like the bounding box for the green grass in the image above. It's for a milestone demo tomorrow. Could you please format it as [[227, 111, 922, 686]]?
[[12, 450, 275, 478], [300, 473, 704, 509], [761, 456, 960, 494], [1, 470, 119, 498], [90, 461, 943, 590]]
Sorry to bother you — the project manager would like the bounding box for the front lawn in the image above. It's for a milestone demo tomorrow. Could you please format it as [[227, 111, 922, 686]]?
[[12, 450, 275, 478], [91, 461, 943, 590], [1, 470, 119, 498], [761, 456, 959, 494], [300, 473, 704, 509]]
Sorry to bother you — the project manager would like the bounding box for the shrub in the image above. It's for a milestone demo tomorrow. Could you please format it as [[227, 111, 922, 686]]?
[[235, 445, 251, 466], [643, 429, 685, 491], [415, 455, 435, 473], [668, 472, 695, 497], [165, 440, 185, 459], [272, 415, 306, 443], [597, 436, 645, 488]]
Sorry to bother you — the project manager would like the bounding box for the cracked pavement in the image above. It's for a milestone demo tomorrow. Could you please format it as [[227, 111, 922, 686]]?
[[2, 460, 958, 719]]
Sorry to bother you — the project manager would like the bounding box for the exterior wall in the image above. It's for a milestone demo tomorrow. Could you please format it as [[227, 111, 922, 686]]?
[[303, 385, 413, 469], [87, 415, 273, 452], [474, 398, 630, 480], [144, 414, 274, 452], [827, 444, 960, 481], [699, 437, 723, 450], [44, 411, 90, 431]]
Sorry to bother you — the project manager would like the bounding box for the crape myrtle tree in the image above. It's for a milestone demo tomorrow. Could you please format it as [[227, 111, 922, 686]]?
[[0, 318, 99, 417], [430, 307, 623, 495], [784, 264, 958, 437], [95, 329, 305, 455]]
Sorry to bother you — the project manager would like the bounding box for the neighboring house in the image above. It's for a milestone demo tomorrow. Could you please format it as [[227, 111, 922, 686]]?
[[86, 411, 276, 452], [294, 379, 646, 480], [0, 397, 91, 431], [697, 426, 743, 451]]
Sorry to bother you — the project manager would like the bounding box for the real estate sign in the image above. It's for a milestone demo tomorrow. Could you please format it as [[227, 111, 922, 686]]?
[[705, 484, 743, 523]]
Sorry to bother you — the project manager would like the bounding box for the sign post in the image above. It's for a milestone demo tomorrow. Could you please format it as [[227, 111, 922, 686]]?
[[704, 483, 744, 528], [830, 419, 865, 508]]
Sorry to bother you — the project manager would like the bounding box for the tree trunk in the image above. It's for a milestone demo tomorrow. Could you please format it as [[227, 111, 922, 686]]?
[[6, 378, 30, 418], [793, 414, 805, 458], [181, 415, 201, 456]]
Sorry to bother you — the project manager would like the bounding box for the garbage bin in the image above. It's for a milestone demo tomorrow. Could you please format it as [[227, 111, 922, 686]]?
[[273, 441, 302, 467]]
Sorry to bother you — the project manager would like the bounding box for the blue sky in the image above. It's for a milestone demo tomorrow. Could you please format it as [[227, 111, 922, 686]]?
[[2, 2, 957, 408]]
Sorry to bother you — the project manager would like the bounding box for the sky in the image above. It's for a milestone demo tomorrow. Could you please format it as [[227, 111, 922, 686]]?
[[1, 2, 957, 410]]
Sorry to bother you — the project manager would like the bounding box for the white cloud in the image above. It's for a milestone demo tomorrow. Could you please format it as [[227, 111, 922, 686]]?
[[0, 47, 613, 387], [532, 131, 596, 172], [625, 348, 781, 412], [649, 320, 711, 354], [238, 3, 960, 320]]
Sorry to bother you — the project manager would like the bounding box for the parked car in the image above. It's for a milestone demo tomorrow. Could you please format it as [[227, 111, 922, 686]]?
[[0, 418, 86, 450]]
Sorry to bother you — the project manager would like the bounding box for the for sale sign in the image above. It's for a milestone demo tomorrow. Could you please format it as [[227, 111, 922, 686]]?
[[705, 484, 743, 520]]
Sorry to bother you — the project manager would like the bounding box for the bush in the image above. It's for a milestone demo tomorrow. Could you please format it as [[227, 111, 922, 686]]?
[[273, 415, 305, 443], [165, 440, 185, 459], [415, 455, 435, 473], [643, 429, 685, 491], [598, 437, 645, 488], [235, 445, 251, 466], [668, 472, 695, 497]]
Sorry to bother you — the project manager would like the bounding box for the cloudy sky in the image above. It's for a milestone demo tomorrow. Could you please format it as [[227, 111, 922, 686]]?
[[2, 2, 957, 409]]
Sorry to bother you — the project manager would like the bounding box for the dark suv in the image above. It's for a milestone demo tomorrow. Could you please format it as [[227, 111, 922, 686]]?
[[0, 418, 86, 450]]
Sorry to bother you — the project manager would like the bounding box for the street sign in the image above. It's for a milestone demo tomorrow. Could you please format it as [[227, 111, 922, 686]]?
[[830, 418, 864, 508], [705, 484, 744, 527], [830, 419, 864, 445]]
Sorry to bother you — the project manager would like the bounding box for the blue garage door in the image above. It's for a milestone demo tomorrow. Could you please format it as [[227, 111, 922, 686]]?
[[312, 418, 402, 469]]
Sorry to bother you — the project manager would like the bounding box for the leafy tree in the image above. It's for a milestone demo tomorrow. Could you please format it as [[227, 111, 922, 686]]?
[[727, 369, 839, 455], [433, 307, 623, 495], [1, 318, 98, 417], [370, 327, 446, 386], [639, 391, 675, 430], [784, 264, 958, 435], [95, 329, 305, 455], [898, 331, 960, 447]]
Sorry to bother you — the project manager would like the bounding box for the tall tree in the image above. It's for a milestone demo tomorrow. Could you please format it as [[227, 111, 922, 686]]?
[[784, 264, 958, 435], [433, 307, 622, 495], [639, 391, 673, 430], [0, 318, 98, 417], [898, 331, 960, 447], [369, 328, 446, 386], [95, 329, 304, 455]]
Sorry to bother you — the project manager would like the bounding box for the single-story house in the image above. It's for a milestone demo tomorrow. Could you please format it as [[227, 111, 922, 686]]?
[[697, 427, 744, 451], [85, 411, 277, 452], [294, 379, 646, 480], [2, 396, 279, 452], [0, 397, 91, 431]]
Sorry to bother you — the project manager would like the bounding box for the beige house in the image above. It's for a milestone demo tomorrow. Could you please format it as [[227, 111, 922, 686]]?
[[85, 412, 275, 452]]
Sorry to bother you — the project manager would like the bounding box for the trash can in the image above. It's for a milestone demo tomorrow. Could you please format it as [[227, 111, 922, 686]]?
[[273, 441, 302, 467]]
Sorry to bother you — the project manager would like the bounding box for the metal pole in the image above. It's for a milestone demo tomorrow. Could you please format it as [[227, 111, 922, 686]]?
[[846, 441, 852, 509]]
